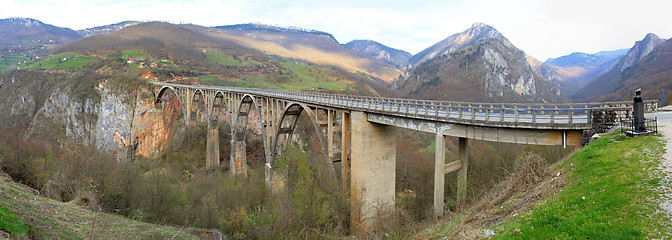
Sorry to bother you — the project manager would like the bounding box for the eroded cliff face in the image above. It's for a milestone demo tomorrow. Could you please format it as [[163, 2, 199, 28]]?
[[3, 78, 182, 159]]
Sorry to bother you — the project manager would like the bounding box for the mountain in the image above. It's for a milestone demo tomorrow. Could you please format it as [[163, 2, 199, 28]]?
[[406, 23, 509, 68], [342, 40, 411, 68], [544, 49, 628, 95], [527, 55, 576, 96], [0, 18, 81, 44], [572, 33, 668, 102], [396, 24, 565, 103], [198, 23, 401, 83], [77, 21, 141, 38], [56, 22, 257, 64]]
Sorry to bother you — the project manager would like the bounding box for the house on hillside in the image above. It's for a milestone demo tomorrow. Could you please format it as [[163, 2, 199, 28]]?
[[150, 62, 158, 68], [139, 62, 146, 68], [127, 58, 135, 64]]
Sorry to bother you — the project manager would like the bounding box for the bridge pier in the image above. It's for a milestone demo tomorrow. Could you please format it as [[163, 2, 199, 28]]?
[[231, 131, 247, 175], [433, 136, 469, 218], [350, 111, 396, 234], [206, 119, 220, 167]]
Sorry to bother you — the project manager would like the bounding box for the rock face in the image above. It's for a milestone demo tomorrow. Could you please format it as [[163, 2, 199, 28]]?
[[343, 40, 412, 68], [396, 23, 565, 103], [77, 21, 140, 38], [619, 33, 664, 72]]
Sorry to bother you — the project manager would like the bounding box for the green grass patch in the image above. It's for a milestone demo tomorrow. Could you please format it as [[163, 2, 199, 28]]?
[[494, 134, 671, 239], [28, 53, 96, 70], [0, 205, 31, 235], [205, 50, 260, 67], [122, 50, 148, 60], [261, 59, 352, 91]]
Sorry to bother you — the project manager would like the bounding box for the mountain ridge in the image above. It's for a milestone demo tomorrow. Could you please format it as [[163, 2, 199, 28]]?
[[342, 39, 411, 68]]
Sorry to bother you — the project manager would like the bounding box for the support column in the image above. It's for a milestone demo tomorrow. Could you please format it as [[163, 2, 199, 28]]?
[[230, 132, 247, 175], [206, 119, 220, 167], [457, 137, 468, 206], [350, 111, 396, 235], [433, 134, 446, 218], [342, 111, 350, 192]]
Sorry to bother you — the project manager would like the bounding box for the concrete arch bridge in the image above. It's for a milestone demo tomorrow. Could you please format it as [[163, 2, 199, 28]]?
[[151, 81, 657, 230]]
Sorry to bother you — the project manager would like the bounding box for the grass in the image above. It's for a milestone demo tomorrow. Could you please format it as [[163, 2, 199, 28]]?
[[204, 49, 260, 67], [0, 205, 31, 235], [0, 172, 213, 239], [27, 53, 96, 71], [122, 50, 148, 60], [492, 133, 671, 239]]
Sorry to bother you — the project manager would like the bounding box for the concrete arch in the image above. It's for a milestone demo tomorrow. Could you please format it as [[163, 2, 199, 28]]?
[[155, 86, 179, 105], [191, 89, 206, 122], [271, 102, 335, 180], [230, 94, 269, 174]]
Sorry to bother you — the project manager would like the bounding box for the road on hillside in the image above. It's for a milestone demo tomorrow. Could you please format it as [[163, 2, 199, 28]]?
[[648, 111, 672, 217]]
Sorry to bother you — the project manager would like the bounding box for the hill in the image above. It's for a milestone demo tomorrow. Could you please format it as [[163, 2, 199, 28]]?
[[572, 34, 668, 102], [201, 23, 402, 83], [421, 132, 671, 238], [0, 18, 80, 45], [0, 170, 219, 239], [342, 39, 412, 68], [395, 24, 565, 103], [56, 22, 256, 64]]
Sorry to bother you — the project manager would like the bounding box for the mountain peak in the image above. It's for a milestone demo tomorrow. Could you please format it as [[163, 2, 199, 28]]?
[[407, 23, 508, 68], [619, 33, 665, 71]]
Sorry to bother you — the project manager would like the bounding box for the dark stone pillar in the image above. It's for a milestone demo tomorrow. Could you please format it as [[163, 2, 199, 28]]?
[[634, 88, 645, 131]]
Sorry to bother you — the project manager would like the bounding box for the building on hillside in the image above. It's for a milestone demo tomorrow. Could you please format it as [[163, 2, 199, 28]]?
[[127, 58, 135, 64], [150, 62, 158, 68], [139, 62, 146, 68]]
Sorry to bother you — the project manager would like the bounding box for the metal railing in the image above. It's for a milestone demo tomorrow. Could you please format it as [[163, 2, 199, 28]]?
[[153, 82, 658, 130], [620, 117, 658, 134]]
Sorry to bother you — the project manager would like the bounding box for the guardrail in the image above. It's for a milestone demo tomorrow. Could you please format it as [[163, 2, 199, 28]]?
[[153, 82, 658, 130]]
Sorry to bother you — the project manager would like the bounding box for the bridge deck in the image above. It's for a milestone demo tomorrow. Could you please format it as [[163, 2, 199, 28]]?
[[154, 82, 656, 131]]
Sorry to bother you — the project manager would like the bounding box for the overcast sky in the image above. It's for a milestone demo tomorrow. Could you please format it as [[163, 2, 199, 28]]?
[[2, 0, 670, 61]]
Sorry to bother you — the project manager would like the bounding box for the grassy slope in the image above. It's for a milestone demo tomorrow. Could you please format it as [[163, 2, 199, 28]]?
[[422, 133, 672, 239], [0, 172, 217, 239]]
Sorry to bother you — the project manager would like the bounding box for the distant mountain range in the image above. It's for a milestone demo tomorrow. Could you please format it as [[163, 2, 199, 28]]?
[[573, 33, 669, 102], [342, 40, 411, 68], [543, 49, 628, 96], [2, 17, 671, 104], [0, 18, 80, 44]]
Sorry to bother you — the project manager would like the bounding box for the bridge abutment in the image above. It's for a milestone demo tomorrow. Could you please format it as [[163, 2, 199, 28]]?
[[350, 111, 396, 234]]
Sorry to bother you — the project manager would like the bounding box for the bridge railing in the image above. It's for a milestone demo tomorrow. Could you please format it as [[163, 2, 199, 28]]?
[[153, 82, 657, 129]]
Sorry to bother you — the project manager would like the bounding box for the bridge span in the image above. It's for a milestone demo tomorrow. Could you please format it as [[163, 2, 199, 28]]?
[[151, 81, 656, 232]]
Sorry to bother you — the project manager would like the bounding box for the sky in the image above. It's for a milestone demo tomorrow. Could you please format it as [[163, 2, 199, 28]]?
[[2, 0, 670, 61]]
